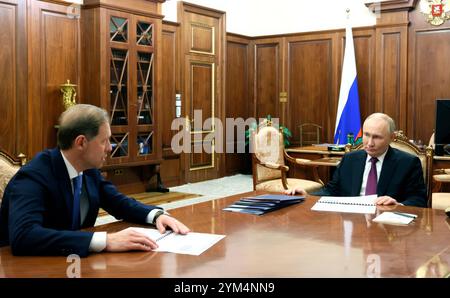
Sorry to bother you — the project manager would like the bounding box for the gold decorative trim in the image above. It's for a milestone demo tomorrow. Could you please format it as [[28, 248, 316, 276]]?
[[189, 140, 215, 171], [279, 91, 287, 103], [190, 23, 215, 55], [0, 151, 26, 166]]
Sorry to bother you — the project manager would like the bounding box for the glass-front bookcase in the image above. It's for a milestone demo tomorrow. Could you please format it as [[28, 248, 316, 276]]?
[[106, 11, 158, 166]]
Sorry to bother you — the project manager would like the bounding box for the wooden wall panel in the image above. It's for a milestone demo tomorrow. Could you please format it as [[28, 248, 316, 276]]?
[[0, 0, 27, 157], [80, 7, 101, 106], [286, 37, 334, 143], [191, 24, 214, 54], [342, 31, 375, 123], [160, 21, 182, 186], [0, 2, 17, 155], [408, 6, 450, 143], [190, 63, 213, 120], [381, 33, 401, 123], [42, 12, 80, 149], [160, 158, 182, 187], [411, 30, 450, 143], [253, 40, 282, 120], [185, 59, 215, 173], [225, 34, 252, 175], [161, 22, 178, 151], [375, 29, 407, 130], [28, 0, 80, 156]]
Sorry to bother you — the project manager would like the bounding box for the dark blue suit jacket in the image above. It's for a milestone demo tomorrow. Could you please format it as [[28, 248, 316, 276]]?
[[0, 149, 157, 256], [313, 146, 427, 207]]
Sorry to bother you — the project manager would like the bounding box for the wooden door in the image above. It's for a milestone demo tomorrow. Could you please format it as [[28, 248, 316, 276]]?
[[184, 56, 217, 180], [178, 2, 225, 183]]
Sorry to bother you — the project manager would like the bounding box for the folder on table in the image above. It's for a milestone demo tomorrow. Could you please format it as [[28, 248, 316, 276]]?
[[223, 194, 304, 215]]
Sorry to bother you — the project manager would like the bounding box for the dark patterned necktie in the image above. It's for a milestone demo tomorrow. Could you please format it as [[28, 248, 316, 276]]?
[[365, 157, 378, 195], [72, 175, 82, 230]]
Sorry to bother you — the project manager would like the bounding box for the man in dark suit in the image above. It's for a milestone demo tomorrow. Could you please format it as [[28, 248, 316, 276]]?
[[286, 113, 427, 207], [0, 104, 189, 256]]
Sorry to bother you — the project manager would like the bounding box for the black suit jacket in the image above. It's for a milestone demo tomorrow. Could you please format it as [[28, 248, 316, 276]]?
[[0, 149, 157, 256], [313, 146, 427, 207]]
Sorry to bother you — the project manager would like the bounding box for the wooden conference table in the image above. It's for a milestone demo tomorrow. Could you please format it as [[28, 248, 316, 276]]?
[[0, 191, 449, 277]]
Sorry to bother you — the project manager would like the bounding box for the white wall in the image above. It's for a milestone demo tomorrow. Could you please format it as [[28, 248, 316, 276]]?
[[163, 0, 386, 36]]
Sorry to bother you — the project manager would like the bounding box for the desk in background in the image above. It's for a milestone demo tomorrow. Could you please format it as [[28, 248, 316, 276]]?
[[286, 145, 343, 183], [1, 190, 449, 277]]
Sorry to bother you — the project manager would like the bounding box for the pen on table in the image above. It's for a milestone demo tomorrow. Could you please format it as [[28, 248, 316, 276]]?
[[156, 230, 173, 242], [393, 212, 417, 219]]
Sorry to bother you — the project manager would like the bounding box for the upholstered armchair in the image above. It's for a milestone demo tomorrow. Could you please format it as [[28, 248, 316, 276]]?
[[431, 169, 450, 210], [390, 131, 434, 201], [0, 150, 26, 203], [251, 120, 324, 193], [428, 132, 450, 209]]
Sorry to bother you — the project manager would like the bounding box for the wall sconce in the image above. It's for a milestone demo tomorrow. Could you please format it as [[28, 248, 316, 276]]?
[[60, 79, 77, 110]]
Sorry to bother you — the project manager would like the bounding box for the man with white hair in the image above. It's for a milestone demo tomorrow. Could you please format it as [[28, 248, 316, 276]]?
[[286, 113, 427, 207]]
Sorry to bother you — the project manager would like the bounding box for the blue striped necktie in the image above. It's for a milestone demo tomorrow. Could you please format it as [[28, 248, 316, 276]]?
[[72, 175, 82, 230]]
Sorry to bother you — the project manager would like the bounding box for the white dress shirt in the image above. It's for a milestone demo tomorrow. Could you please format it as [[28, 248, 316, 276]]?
[[61, 151, 162, 252]]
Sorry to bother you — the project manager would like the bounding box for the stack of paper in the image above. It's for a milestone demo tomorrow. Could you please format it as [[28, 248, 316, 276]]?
[[223, 194, 304, 215], [311, 195, 377, 214], [372, 211, 417, 225]]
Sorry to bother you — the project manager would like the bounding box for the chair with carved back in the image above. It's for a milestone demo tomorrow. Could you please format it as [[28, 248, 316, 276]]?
[[345, 130, 433, 206], [299, 123, 322, 147], [251, 120, 324, 193], [0, 149, 26, 204]]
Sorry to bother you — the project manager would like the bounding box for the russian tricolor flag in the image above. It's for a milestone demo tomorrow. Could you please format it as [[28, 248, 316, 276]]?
[[334, 23, 362, 145]]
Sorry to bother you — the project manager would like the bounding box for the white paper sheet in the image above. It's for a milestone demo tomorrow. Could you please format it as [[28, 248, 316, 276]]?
[[131, 227, 226, 256], [372, 211, 417, 225]]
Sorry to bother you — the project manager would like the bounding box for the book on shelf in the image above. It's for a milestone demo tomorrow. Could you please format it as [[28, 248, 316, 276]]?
[[311, 195, 377, 214], [223, 194, 304, 215]]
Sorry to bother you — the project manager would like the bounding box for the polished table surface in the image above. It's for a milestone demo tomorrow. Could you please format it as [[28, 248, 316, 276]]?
[[1, 191, 449, 277]]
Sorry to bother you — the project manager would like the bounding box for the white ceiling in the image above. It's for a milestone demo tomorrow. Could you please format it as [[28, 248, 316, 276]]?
[[163, 0, 385, 36]]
